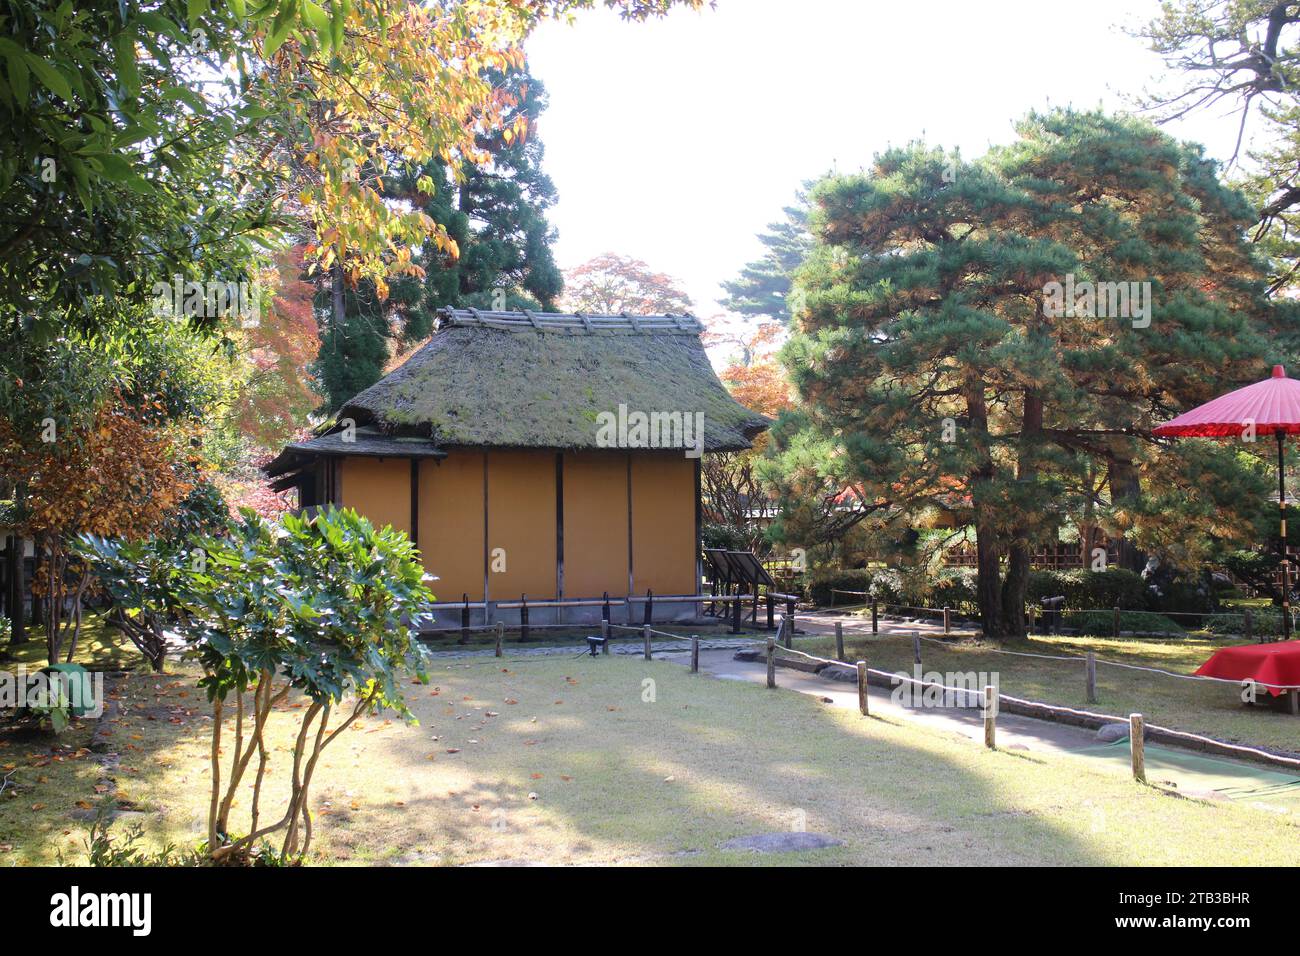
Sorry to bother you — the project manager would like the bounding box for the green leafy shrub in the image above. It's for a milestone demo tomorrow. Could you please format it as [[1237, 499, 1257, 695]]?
[[928, 568, 978, 615], [80, 506, 434, 863], [1063, 609, 1184, 636], [807, 567, 902, 606], [1205, 609, 1287, 638], [701, 522, 749, 552], [1027, 568, 1147, 610]]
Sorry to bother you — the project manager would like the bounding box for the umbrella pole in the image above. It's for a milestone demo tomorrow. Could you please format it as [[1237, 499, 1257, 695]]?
[[1280, 431, 1292, 641]]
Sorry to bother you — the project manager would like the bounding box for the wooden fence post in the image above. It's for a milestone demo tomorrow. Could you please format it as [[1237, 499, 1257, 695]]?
[[643, 589, 653, 626], [766, 592, 775, 630], [520, 594, 529, 643], [766, 636, 776, 688], [494, 621, 503, 658], [1086, 651, 1097, 704], [943, 606, 951, 636], [690, 635, 699, 673], [460, 593, 470, 645], [871, 600, 878, 635], [856, 660, 868, 716], [983, 685, 996, 750], [1112, 606, 1120, 638], [600, 619, 610, 655], [1130, 713, 1145, 782], [643, 624, 651, 661], [785, 596, 796, 634], [835, 621, 844, 662], [912, 631, 921, 665]]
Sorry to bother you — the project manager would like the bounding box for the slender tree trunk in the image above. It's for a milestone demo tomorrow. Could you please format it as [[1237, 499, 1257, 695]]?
[[1108, 450, 1146, 573], [966, 372, 1007, 638], [1001, 391, 1043, 640], [4, 535, 24, 645]]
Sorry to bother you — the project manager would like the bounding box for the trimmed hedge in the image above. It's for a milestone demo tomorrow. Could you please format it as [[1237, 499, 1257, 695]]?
[[1063, 609, 1185, 637], [1027, 568, 1148, 611]]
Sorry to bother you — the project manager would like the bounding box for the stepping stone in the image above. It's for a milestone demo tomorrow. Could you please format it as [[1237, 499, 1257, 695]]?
[[819, 663, 857, 682], [1096, 722, 1131, 743], [721, 832, 842, 853]]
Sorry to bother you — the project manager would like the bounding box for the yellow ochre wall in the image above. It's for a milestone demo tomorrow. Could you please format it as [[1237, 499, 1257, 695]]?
[[562, 452, 630, 598], [630, 455, 697, 596], [337, 450, 698, 602], [486, 450, 557, 601], [339, 457, 410, 536], [417, 452, 484, 602]]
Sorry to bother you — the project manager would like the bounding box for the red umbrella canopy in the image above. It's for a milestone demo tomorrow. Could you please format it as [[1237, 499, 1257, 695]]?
[[1153, 366, 1300, 437]]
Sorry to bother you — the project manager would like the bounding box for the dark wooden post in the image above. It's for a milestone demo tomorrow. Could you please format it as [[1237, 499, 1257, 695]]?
[[602, 591, 610, 623], [785, 596, 796, 635], [731, 595, 741, 633], [856, 660, 868, 716], [766, 592, 775, 630], [643, 589, 653, 626], [690, 635, 699, 673], [766, 636, 776, 688], [1086, 651, 1097, 704], [459, 593, 470, 645], [494, 621, 503, 658], [943, 606, 951, 636], [835, 621, 844, 661], [912, 631, 921, 665], [871, 600, 878, 635], [520, 594, 529, 643]]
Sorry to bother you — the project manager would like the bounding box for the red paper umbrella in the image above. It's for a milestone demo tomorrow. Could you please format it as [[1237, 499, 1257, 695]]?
[[1154, 365, 1299, 638]]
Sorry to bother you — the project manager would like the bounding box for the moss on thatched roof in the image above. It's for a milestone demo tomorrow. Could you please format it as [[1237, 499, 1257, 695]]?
[[332, 309, 769, 452]]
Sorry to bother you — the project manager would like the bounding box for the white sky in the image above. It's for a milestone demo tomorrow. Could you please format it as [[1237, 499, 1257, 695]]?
[[527, 0, 1249, 324]]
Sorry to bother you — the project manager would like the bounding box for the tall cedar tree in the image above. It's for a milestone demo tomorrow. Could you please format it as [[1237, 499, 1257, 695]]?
[[776, 110, 1285, 640], [316, 65, 562, 413]]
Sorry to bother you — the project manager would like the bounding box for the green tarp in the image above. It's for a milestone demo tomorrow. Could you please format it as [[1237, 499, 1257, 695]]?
[[1077, 740, 1300, 802]]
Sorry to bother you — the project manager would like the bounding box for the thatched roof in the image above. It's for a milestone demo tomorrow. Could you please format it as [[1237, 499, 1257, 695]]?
[[326, 308, 769, 452], [264, 426, 445, 487]]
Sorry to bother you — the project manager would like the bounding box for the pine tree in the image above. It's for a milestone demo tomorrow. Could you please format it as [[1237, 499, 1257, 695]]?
[[720, 190, 811, 324], [774, 110, 1286, 640]]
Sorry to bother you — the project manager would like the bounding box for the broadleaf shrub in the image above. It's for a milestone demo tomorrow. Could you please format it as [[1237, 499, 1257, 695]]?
[[79, 506, 434, 863]]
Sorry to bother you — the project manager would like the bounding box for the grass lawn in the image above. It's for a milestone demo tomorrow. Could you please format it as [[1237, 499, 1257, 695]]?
[[800, 623, 1300, 755], [5, 645, 1300, 866]]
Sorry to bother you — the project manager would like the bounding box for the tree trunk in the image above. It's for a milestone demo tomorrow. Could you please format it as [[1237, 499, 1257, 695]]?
[[966, 372, 1008, 638], [1108, 451, 1146, 573], [4, 535, 25, 645], [1000, 391, 1043, 640]]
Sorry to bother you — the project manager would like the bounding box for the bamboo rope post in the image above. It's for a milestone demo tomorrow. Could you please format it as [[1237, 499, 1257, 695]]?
[[943, 606, 951, 636], [1130, 713, 1145, 782], [1086, 651, 1097, 704], [643, 624, 651, 661], [494, 621, 503, 658], [766, 636, 776, 688], [856, 660, 868, 716], [690, 635, 699, 673], [871, 600, 878, 634], [912, 631, 921, 665], [835, 621, 845, 661], [601, 619, 610, 655], [983, 685, 996, 750]]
